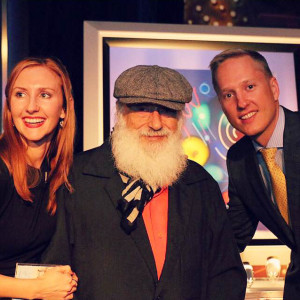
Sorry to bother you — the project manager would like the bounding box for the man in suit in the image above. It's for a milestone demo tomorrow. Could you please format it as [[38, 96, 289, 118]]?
[[45, 65, 246, 300], [210, 49, 300, 299]]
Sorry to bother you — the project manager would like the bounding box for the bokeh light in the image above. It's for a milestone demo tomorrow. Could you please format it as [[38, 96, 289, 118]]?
[[192, 103, 211, 130], [182, 136, 210, 166], [204, 163, 224, 182], [199, 82, 210, 95]]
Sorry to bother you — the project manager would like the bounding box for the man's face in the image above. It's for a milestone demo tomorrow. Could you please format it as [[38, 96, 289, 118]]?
[[111, 103, 186, 189], [215, 55, 280, 146], [122, 103, 179, 145]]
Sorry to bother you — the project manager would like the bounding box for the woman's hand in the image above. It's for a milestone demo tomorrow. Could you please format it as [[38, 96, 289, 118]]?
[[34, 265, 78, 300]]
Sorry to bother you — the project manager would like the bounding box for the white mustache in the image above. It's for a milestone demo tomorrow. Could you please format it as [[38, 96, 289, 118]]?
[[139, 129, 171, 137]]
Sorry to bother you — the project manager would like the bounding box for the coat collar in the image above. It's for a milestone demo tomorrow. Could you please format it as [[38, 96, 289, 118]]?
[[81, 140, 117, 178], [78, 140, 211, 284]]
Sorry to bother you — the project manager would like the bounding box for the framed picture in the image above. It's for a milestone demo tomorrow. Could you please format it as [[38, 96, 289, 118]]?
[[84, 21, 300, 243]]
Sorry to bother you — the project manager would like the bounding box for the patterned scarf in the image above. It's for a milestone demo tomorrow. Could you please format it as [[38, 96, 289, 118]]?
[[118, 173, 158, 234]]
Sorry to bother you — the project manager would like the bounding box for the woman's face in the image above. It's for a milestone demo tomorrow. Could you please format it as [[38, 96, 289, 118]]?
[[10, 65, 65, 147]]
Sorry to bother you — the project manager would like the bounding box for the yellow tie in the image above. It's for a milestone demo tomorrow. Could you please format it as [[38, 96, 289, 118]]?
[[260, 148, 289, 224]]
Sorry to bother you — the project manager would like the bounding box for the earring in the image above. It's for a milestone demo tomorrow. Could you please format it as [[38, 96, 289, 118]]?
[[59, 119, 64, 128]]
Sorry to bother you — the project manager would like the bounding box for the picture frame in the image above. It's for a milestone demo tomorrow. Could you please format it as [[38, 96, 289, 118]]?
[[83, 21, 300, 245]]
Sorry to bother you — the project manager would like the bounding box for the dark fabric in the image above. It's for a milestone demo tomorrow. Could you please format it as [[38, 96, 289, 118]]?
[[0, 157, 56, 280], [44, 140, 246, 300], [226, 107, 300, 300]]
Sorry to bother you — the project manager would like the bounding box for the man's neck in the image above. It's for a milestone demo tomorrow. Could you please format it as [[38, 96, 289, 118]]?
[[252, 107, 280, 147], [252, 106, 285, 148]]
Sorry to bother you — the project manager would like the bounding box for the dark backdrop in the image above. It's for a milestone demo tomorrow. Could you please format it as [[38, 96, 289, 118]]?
[[7, 0, 184, 152], [6, 0, 300, 152]]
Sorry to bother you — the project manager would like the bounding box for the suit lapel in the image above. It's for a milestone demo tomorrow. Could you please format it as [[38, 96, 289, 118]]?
[[130, 217, 158, 281], [157, 179, 194, 289], [104, 172, 158, 282], [82, 142, 158, 282], [129, 173, 196, 286], [283, 109, 300, 236], [103, 172, 124, 210], [243, 125, 295, 247], [245, 148, 275, 212]]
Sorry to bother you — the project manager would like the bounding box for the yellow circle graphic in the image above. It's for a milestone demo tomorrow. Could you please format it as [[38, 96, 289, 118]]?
[[182, 136, 210, 166]]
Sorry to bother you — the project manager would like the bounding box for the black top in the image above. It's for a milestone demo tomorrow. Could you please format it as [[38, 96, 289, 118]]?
[[0, 158, 56, 277]]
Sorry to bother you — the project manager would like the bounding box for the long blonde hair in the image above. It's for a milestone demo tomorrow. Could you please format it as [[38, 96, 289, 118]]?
[[0, 57, 76, 214]]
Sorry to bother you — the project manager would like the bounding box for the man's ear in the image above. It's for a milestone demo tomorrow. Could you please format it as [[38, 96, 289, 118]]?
[[270, 77, 280, 101]]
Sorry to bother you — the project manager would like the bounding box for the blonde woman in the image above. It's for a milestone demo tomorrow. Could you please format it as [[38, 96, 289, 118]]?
[[0, 57, 77, 299]]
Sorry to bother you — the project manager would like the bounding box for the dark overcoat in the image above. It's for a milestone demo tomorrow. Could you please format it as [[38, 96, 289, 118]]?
[[44, 141, 246, 300], [227, 107, 300, 299]]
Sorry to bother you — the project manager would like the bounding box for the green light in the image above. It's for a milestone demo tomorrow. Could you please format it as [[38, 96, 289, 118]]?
[[205, 164, 224, 182], [192, 104, 210, 129]]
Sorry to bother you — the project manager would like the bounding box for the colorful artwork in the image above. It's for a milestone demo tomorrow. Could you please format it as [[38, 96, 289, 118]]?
[[108, 46, 298, 239], [177, 69, 243, 203]]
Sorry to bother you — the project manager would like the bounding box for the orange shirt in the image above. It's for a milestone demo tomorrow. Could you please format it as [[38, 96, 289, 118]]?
[[142, 187, 168, 279]]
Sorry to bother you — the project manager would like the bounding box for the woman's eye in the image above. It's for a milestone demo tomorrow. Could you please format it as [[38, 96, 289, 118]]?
[[15, 92, 26, 98], [40, 93, 51, 98], [224, 93, 232, 99], [248, 84, 254, 90]]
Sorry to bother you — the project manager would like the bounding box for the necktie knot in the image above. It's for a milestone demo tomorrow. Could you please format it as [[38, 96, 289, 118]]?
[[260, 147, 277, 163]]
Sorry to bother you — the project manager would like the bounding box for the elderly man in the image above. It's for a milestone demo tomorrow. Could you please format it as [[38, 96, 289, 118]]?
[[210, 49, 300, 300], [45, 65, 246, 300]]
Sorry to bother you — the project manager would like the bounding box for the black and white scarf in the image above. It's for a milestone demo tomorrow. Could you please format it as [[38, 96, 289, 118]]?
[[118, 173, 158, 234]]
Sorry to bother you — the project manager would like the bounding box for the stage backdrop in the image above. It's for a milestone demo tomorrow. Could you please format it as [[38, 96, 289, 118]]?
[[84, 21, 300, 241]]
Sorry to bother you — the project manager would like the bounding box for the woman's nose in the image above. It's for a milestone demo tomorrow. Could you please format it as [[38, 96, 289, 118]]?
[[26, 96, 40, 113]]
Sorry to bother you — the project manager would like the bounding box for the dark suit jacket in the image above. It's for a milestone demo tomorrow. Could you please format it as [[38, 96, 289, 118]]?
[[44, 141, 246, 300], [227, 107, 300, 299]]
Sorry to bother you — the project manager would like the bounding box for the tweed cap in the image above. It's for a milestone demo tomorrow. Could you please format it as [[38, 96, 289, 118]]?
[[113, 65, 193, 111]]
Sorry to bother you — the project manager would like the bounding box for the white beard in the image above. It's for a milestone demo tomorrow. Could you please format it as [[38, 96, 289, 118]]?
[[111, 113, 187, 190]]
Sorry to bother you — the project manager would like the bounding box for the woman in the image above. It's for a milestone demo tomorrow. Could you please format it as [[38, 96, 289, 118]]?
[[0, 57, 77, 299]]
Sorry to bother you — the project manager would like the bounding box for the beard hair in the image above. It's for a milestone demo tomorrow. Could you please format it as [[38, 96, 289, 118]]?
[[110, 111, 187, 190]]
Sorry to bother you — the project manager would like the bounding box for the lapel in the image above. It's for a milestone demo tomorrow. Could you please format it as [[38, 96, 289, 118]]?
[[82, 141, 158, 282], [241, 114, 296, 248], [130, 216, 158, 281], [106, 173, 158, 281], [283, 108, 300, 235], [156, 162, 203, 291], [244, 143, 277, 213]]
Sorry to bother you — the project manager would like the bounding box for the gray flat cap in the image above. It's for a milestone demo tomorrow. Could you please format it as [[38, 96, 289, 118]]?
[[113, 65, 193, 110]]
